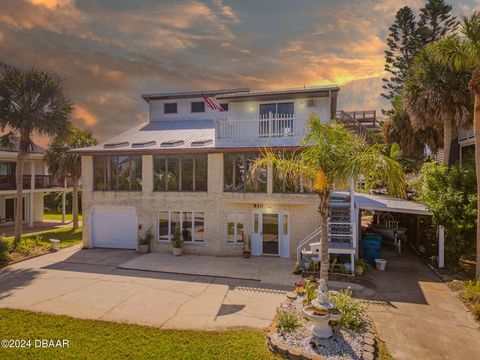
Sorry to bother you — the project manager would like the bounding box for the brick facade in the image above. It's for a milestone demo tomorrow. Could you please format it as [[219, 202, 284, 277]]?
[[82, 153, 320, 258]]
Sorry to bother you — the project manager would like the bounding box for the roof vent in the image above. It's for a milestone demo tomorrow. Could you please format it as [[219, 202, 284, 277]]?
[[191, 139, 213, 147], [132, 141, 156, 148], [160, 140, 184, 147], [104, 142, 129, 149]]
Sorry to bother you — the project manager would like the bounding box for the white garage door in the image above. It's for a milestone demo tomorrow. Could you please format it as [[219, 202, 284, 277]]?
[[90, 207, 137, 249]]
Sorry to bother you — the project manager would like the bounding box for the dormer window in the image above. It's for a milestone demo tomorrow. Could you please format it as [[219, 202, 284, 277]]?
[[191, 101, 205, 113], [164, 103, 177, 114]]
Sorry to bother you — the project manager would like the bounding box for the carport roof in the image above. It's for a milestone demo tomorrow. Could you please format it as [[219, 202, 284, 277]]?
[[353, 192, 432, 215]]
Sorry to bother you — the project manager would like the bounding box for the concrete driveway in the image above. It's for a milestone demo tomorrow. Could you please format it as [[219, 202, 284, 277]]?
[[0, 245, 289, 329]]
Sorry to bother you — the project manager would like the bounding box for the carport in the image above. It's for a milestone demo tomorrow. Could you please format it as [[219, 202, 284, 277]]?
[[351, 193, 445, 268]]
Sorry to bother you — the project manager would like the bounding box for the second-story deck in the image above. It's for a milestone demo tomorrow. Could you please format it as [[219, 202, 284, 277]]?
[[0, 175, 69, 191], [215, 112, 313, 147]]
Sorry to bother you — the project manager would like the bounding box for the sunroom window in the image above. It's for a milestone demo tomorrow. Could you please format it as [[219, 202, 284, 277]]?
[[93, 155, 142, 191], [153, 154, 207, 192], [223, 153, 267, 193]]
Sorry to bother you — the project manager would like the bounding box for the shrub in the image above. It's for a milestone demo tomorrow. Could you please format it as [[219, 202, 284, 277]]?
[[303, 280, 317, 305], [0, 235, 11, 263], [462, 280, 480, 303], [329, 289, 367, 330], [276, 310, 301, 332]]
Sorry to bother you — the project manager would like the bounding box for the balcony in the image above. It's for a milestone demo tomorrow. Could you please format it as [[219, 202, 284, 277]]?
[[0, 175, 67, 191], [215, 113, 311, 147], [458, 126, 474, 145]]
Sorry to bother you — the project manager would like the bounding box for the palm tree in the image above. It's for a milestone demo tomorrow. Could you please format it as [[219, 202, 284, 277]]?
[[383, 96, 441, 160], [432, 11, 480, 277], [403, 46, 472, 166], [0, 65, 72, 247], [252, 114, 405, 281], [44, 128, 97, 230]]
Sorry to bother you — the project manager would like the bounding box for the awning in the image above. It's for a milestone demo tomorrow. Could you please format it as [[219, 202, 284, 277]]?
[[353, 192, 432, 216]]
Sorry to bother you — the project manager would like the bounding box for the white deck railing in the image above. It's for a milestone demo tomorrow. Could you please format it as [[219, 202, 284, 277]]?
[[215, 113, 309, 140]]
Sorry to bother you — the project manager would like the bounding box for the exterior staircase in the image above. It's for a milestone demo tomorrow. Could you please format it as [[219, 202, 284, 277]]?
[[296, 191, 356, 273], [336, 110, 379, 143]]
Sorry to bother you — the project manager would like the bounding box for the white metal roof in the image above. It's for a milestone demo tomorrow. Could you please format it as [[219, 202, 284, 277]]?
[[353, 192, 432, 215], [74, 120, 216, 153]]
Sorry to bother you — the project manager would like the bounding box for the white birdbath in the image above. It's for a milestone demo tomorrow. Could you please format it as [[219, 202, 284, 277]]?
[[302, 279, 342, 338]]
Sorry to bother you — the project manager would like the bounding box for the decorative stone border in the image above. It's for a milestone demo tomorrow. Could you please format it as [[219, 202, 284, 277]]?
[[267, 311, 379, 360]]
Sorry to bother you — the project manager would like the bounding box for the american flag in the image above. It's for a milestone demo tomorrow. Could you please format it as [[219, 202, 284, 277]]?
[[203, 94, 224, 111]]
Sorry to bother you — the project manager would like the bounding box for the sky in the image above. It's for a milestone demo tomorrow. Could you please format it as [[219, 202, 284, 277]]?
[[0, 0, 479, 143]]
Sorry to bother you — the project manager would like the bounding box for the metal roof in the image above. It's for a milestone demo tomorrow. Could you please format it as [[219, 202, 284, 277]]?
[[141, 88, 250, 102], [216, 85, 340, 100], [73, 120, 217, 154], [353, 192, 431, 215]]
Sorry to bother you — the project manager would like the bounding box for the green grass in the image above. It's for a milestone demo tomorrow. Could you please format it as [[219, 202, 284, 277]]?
[[2, 227, 82, 263], [461, 279, 480, 320], [43, 213, 83, 222], [0, 309, 278, 360]]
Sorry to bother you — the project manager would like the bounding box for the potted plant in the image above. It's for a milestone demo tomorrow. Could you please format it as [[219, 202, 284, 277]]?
[[171, 226, 183, 256], [355, 258, 370, 276], [242, 234, 251, 258], [137, 228, 153, 254]]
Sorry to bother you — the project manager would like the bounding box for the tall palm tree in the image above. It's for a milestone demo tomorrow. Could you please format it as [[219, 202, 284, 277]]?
[[44, 128, 97, 230], [0, 65, 72, 247], [432, 12, 480, 277], [252, 115, 405, 281], [403, 46, 472, 166]]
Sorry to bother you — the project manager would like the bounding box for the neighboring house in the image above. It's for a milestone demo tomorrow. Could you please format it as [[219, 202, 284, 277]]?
[[0, 143, 72, 227], [75, 86, 433, 268]]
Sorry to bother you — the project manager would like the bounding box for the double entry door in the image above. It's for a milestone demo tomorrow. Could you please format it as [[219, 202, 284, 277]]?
[[251, 211, 289, 257]]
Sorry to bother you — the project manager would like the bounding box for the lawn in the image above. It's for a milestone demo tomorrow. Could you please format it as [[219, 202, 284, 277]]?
[[43, 213, 83, 222], [0, 309, 278, 360], [1, 227, 82, 264]]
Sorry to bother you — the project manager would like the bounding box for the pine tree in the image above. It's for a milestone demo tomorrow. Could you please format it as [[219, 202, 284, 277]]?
[[418, 0, 458, 44], [382, 6, 419, 102]]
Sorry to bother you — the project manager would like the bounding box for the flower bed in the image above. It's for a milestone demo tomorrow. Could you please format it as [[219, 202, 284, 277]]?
[[267, 287, 378, 360]]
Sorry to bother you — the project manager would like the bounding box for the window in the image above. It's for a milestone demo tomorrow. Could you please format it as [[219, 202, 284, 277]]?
[[153, 154, 207, 191], [259, 102, 294, 136], [164, 103, 177, 114], [191, 101, 205, 113], [93, 155, 142, 191], [273, 164, 312, 194], [259, 102, 294, 117], [158, 210, 204, 242], [220, 103, 229, 111], [224, 153, 267, 193], [226, 211, 245, 243]]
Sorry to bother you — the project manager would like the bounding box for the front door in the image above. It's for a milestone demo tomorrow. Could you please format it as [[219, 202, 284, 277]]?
[[262, 213, 279, 255]]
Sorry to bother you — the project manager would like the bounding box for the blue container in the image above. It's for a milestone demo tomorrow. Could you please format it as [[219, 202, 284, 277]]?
[[363, 235, 382, 264]]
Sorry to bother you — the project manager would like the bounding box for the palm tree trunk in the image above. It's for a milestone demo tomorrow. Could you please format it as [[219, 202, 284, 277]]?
[[318, 190, 330, 281], [474, 92, 480, 279], [443, 111, 454, 166], [13, 150, 26, 248], [72, 177, 79, 230]]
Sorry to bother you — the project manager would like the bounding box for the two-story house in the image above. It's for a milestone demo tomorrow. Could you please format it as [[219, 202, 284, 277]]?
[[75, 86, 351, 259], [0, 143, 71, 227]]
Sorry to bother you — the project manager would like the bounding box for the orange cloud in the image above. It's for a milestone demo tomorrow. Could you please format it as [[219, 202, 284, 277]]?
[[29, 0, 72, 9], [72, 105, 98, 126]]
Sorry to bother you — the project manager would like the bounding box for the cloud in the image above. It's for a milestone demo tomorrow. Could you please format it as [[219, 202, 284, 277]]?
[[0, 0, 474, 142], [72, 105, 98, 126], [213, 0, 239, 22]]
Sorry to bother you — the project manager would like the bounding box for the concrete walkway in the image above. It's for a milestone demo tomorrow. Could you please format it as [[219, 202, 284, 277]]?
[[360, 248, 480, 360], [119, 252, 301, 286], [0, 245, 288, 329]]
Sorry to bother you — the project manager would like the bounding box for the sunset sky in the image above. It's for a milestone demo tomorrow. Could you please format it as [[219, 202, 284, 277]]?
[[1, 0, 479, 141]]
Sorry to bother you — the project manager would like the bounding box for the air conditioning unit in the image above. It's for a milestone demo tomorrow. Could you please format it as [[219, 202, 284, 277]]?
[[306, 99, 314, 107]]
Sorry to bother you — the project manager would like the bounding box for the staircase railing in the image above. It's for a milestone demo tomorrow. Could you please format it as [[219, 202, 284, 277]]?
[[296, 227, 321, 262], [336, 110, 372, 142]]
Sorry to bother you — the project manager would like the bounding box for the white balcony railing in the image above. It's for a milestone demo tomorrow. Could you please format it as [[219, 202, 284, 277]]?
[[215, 112, 310, 146]]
